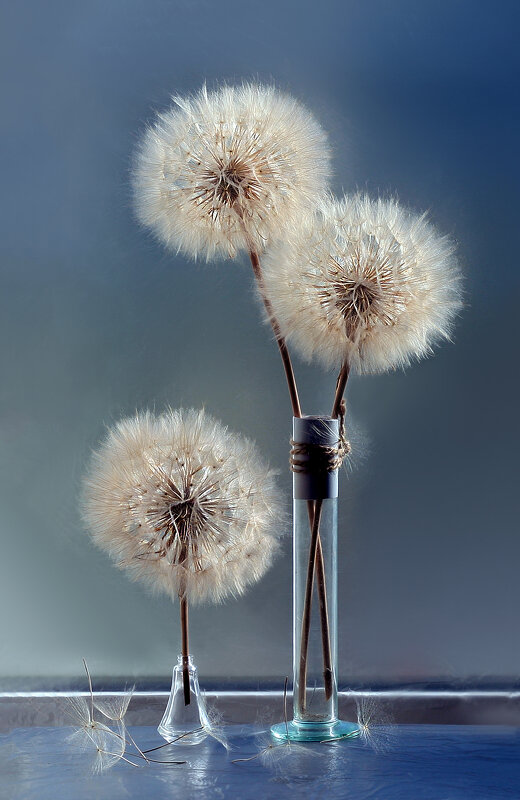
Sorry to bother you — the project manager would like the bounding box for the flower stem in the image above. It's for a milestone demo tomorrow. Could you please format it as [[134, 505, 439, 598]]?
[[179, 593, 190, 706], [82, 658, 95, 722], [315, 531, 333, 697], [248, 249, 301, 418], [298, 498, 324, 712], [298, 361, 351, 712], [332, 361, 350, 420], [298, 358, 351, 712], [247, 248, 333, 709], [249, 248, 332, 712], [297, 501, 334, 712]]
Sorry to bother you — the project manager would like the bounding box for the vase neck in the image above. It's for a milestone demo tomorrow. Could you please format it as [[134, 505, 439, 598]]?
[[176, 653, 195, 669]]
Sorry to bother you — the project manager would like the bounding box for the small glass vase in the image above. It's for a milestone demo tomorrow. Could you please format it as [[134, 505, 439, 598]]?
[[272, 416, 359, 742], [158, 654, 210, 745]]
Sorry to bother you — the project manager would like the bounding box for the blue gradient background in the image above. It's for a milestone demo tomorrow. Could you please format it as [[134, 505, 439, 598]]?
[[0, 0, 519, 688]]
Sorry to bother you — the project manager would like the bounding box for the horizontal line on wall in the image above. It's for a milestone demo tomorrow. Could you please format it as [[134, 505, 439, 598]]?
[[2, 689, 520, 731], [2, 690, 520, 699]]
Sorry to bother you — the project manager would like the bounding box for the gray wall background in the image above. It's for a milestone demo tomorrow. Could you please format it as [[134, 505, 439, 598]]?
[[1, 0, 519, 689]]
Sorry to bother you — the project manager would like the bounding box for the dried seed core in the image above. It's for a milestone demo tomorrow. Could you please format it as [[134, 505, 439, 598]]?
[[153, 497, 209, 546], [199, 156, 263, 211], [315, 247, 406, 341], [333, 279, 380, 339], [132, 463, 235, 570]]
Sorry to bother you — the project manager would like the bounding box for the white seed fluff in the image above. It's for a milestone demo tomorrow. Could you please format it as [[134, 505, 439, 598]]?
[[133, 83, 331, 260], [82, 409, 283, 605], [262, 194, 463, 373]]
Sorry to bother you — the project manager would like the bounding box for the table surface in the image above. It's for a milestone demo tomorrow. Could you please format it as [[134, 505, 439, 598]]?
[[1, 723, 520, 800]]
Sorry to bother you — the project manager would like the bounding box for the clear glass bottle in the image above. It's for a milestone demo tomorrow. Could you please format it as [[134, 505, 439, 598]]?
[[158, 654, 210, 745], [272, 416, 359, 742]]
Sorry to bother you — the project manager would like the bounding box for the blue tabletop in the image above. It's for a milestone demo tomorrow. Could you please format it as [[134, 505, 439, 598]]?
[[1, 724, 519, 800]]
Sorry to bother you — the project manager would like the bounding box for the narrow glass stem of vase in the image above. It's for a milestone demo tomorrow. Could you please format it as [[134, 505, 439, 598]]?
[[294, 498, 338, 725]]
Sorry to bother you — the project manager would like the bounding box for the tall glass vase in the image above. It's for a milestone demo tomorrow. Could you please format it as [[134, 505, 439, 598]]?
[[272, 416, 359, 742]]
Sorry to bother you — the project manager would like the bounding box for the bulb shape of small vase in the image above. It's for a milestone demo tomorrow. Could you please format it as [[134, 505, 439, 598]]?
[[272, 416, 360, 742], [158, 654, 210, 745]]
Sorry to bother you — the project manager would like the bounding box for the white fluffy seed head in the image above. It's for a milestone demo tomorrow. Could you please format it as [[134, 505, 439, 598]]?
[[133, 83, 331, 260], [262, 194, 463, 374], [82, 409, 283, 605]]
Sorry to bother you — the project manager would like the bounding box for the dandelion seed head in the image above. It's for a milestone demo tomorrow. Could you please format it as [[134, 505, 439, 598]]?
[[67, 697, 127, 773], [82, 409, 283, 604], [352, 693, 395, 753], [262, 194, 463, 373], [133, 83, 331, 259]]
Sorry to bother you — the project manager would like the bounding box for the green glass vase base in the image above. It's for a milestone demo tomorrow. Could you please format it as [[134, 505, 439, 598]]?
[[270, 719, 360, 743]]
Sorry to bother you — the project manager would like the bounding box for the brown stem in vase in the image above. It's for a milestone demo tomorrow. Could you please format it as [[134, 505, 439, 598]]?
[[178, 542, 190, 706], [298, 500, 334, 712], [298, 360, 351, 712], [246, 244, 333, 708], [179, 593, 190, 706], [315, 533, 333, 696], [297, 498, 324, 711]]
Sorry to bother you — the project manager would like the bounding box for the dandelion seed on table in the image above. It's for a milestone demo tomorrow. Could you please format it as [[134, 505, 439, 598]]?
[[352, 693, 395, 753], [66, 664, 187, 771], [66, 693, 131, 773]]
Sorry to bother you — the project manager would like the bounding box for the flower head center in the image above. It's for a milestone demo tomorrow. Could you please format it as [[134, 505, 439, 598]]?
[[133, 461, 237, 569], [332, 278, 380, 339], [209, 157, 259, 208], [161, 495, 210, 543], [339, 280, 378, 315]]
